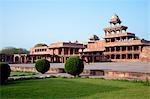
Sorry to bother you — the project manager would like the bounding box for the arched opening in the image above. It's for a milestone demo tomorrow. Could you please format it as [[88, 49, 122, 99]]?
[[21, 56, 25, 63], [15, 56, 19, 63]]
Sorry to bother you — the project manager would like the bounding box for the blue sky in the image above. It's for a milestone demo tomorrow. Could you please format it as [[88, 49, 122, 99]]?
[[0, 0, 149, 50]]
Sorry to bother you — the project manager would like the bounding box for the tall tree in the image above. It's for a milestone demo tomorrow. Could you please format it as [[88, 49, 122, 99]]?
[[0, 47, 29, 55]]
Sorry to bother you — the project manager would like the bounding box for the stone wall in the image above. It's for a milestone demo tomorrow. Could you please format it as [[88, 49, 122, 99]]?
[[10, 66, 64, 74], [10, 66, 150, 81], [105, 70, 150, 80], [140, 46, 150, 62]]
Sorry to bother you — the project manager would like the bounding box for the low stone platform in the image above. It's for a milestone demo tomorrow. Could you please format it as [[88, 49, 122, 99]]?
[[10, 62, 150, 80]]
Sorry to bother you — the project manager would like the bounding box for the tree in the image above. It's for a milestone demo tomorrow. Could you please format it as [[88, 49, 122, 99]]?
[[34, 43, 47, 47], [65, 56, 84, 77], [35, 59, 50, 74], [0, 47, 29, 55], [0, 62, 11, 84]]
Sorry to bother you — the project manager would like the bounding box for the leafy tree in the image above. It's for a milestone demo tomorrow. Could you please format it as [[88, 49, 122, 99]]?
[[0, 47, 29, 55], [65, 56, 84, 77], [35, 59, 50, 74], [34, 43, 47, 47], [0, 62, 11, 84]]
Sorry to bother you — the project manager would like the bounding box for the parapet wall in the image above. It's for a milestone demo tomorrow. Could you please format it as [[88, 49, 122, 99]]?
[[10, 66, 150, 81], [105, 70, 150, 80]]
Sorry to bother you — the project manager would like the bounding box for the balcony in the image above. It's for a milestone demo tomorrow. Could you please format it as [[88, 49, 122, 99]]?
[[105, 40, 143, 47], [104, 32, 135, 38], [104, 50, 141, 55]]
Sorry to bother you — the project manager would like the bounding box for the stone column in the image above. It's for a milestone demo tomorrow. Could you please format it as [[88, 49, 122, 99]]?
[[132, 46, 134, 52], [52, 49, 55, 62], [18, 56, 21, 64], [92, 56, 94, 63], [120, 46, 122, 60], [68, 48, 70, 55], [114, 38, 116, 42], [24, 56, 27, 63], [73, 49, 75, 55], [125, 54, 127, 62], [120, 46, 122, 53], [114, 47, 116, 61], [120, 37, 122, 42], [132, 54, 134, 59], [139, 46, 142, 52], [126, 37, 128, 41], [62, 48, 64, 55], [13, 56, 15, 63]]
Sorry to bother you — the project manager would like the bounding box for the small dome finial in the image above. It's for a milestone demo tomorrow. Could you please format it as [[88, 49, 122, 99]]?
[[88, 35, 99, 41], [109, 14, 121, 25]]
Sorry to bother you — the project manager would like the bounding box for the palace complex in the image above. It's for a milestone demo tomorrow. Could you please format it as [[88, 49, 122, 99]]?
[[0, 14, 150, 63]]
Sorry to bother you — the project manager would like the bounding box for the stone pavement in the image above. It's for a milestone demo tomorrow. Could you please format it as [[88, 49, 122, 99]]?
[[10, 62, 150, 73]]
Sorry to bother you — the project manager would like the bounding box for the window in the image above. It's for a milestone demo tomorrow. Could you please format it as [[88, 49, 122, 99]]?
[[122, 46, 126, 51], [116, 47, 120, 51], [111, 54, 115, 59], [122, 54, 126, 59], [127, 54, 132, 59], [111, 47, 115, 52], [134, 46, 139, 51], [128, 46, 132, 51], [106, 47, 110, 52], [111, 38, 115, 42], [134, 54, 139, 59], [116, 54, 120, 59]]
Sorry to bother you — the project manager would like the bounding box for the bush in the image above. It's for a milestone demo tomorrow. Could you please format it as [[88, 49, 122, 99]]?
[[35, 59, 50, 74], [65, 56, 84, 77], [0, 62, 11, 84]]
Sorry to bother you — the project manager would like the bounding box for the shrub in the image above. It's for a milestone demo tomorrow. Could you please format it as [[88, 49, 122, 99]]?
[[35, 59, 50, 74], [65, 56, 84, 77], [0, 62, 11, 84]]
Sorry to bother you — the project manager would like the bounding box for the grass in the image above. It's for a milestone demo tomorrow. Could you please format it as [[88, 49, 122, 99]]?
[[0, 78, 150, 99], [10, 71, 36, 77]]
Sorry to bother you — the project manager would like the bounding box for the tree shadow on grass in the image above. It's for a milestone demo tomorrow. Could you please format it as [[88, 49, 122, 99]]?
[[1, 78, 124, 99]]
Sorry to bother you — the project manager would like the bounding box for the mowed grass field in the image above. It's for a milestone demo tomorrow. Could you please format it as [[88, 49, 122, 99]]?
[[0, 78, 150, 99]]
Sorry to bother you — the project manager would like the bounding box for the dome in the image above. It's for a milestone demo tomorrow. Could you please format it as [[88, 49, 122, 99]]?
[[89, 35, 99, 41], [109, 14, 121, 24], [111, 14, 119, 20]]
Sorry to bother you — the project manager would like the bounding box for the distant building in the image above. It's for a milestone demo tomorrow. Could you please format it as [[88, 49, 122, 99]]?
[[29, 42, 85, 63], [1, 14, 150, 63], [83, 14, 150, 62]]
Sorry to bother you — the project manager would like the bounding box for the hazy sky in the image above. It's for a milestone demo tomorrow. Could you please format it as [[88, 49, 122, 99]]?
[[0, 0, 149, 50]]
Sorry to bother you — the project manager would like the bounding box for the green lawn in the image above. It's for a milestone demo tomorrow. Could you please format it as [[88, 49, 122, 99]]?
[[0, 78, 150, 99], [10, 71, 36, 77]]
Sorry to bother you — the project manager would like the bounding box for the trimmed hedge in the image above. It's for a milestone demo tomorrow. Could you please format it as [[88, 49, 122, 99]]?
[[0, 62, 11, 84], [35, 59, 50, 74], [65, 56, 84, 77]]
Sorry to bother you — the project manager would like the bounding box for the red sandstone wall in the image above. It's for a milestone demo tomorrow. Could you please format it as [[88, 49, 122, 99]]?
[[86, 40, 105, 51], [140, 46, 150, 62]]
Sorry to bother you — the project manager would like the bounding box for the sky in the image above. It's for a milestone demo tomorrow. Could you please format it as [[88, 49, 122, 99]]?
[[0, 0, 149, 50]]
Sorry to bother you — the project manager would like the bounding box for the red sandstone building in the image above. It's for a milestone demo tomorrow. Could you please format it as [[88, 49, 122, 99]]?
[[29, 42, 85, 63], [83, 14, 150, 62], [0, 14, 150, 63]]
